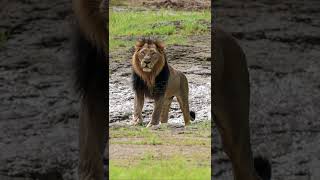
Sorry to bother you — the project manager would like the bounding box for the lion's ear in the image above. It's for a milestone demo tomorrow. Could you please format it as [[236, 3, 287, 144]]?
[[135, 40, 145, 51], [155, 40, 165, 51]]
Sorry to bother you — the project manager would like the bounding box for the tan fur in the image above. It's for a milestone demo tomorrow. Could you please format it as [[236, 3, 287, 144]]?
[[132, 40, 166, 88], [72, 0, 107, 47], [72, 0, 107, 180], [131, 39, 193, 127], [214, 27, 263, 180]]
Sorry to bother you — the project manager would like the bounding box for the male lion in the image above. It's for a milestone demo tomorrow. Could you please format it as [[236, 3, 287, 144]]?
[[131, 38, 195, 127], [213, 27, 271, 180], [71, 0, 271, 179], [72, 0, 108, 179]]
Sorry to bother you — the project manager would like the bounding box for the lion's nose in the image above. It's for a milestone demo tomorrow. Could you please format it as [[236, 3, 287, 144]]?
[[145, 60, 151, 64]]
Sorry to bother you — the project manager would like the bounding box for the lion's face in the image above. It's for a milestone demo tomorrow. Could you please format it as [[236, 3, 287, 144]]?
[[137, 44, 162, 72], [132, 38, 166, 87]]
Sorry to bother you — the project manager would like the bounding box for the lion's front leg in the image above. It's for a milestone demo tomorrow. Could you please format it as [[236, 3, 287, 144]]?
[[147, 97, 165, 127], [160, 97, 173, 123], [132, 91, 144, 125], [79, 96, 105, 180]]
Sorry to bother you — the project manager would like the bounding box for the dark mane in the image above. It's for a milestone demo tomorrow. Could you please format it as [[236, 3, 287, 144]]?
[[135, 37, 165, 51], [72, 24, 106, 97], [132, 57, 170, 99]]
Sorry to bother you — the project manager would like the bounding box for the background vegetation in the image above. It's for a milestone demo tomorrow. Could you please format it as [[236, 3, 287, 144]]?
[[110, 9, 210, 50]]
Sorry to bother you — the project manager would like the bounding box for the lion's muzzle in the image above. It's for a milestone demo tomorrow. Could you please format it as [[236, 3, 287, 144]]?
[[141, 56, 153, 72]]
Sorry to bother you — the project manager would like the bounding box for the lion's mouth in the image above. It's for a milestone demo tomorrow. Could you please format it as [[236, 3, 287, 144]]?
[[142, 68, 152, 72], [141, 62, 153, 72]]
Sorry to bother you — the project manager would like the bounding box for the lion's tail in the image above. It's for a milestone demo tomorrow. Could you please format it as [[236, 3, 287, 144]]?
[[190, 111, 195, 121], [254, 156, 272, 180], [72, 24, 106, 97]]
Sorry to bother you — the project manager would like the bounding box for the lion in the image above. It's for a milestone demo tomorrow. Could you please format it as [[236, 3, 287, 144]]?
[[72, 0, 108, 179], [213, 26, 271, 180], [71, 0, 271, 179], [130, 38, 195, 127]]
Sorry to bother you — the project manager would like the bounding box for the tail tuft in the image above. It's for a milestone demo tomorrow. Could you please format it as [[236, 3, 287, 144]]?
[[254, 156, 271, 180], [190, 111, 195, 121]]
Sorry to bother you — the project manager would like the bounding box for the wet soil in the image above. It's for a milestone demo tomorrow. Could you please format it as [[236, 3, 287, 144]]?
[[0, 0, 78, 179], [213, 0, 320, 179]]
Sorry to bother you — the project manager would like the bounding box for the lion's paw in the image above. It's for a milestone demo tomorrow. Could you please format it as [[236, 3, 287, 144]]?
[[146, 123, 161, 130], [129, 120, 142, 126], [130, 116, 143, 126]]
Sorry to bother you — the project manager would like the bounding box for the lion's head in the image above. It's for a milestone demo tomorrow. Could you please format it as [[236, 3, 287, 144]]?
[[132, 38, 166, 88]]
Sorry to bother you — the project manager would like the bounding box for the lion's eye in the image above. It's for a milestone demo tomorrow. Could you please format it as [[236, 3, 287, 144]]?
[[140, 51, 145, 56]]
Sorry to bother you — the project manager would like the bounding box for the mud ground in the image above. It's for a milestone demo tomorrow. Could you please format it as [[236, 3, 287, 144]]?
[[213, 0, 320, 179], [0, 0, 78, 179]]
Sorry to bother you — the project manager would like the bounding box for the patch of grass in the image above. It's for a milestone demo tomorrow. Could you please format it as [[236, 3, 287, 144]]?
[[110, 154, 211, 180], [110, 0, 128, 6], [184, 120, 211, 138], [110, 126, 153, 138], [109, 121, 211, 179], [110, 121, 211, 138], [111, 136, 209, 146], [110, 121, 211, 146], [109, 9, 210, 50]]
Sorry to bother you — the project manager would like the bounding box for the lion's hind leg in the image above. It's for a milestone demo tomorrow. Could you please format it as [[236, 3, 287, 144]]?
[[79, 95, 105, 180], [176, 74, 193, 126], [214, 103, 259, 180], [177, 94, 191, 126]]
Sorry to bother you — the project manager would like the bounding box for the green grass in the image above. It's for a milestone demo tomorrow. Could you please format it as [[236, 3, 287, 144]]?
[[109, 9, 210, 50], [111, 136, 209, 146], [110, 120, 211, 140], [110, 0, 128, 6], [109, 121, 211, 179], [110, 154, 211, 180], [111, 126, 153, 138]]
